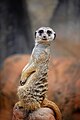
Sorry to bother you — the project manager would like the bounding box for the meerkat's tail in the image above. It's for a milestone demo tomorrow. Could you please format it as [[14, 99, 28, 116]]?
[[42, 98, 62, 120]]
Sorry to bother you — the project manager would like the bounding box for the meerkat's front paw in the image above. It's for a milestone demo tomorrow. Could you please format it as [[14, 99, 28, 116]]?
[[20, 72, 29, 86], [20, 78, 27, 86]]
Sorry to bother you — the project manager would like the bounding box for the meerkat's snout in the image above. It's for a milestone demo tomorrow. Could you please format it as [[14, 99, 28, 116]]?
[[42, 35, 47, 40], [42, 34, 47, 40]]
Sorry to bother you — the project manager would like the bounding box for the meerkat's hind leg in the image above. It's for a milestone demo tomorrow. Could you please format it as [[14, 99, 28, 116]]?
[[15, 101, 25, 109], [25, 101, 41, 111]]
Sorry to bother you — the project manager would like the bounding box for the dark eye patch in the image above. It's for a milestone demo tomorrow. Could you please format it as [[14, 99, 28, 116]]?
[[47, 30, 52, 36], [38, 30, 44, 35]]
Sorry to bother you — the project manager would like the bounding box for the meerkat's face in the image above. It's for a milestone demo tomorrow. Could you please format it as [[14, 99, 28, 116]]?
[[35, 27, 56, 43]]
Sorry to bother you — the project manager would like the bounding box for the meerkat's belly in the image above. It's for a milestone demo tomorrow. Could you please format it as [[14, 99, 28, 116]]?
[[17, 62, 48, 104]]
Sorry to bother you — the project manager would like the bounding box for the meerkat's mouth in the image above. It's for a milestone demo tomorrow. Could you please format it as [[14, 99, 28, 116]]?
[[42, 38, 47, 40]]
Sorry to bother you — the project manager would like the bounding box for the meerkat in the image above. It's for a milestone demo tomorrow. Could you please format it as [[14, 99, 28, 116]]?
[[16, 27, 62, 120]]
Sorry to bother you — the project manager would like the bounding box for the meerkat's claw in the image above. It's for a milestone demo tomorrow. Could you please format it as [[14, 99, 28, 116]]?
[[20, 78, 27, 86], [20, 80, 25, 86]]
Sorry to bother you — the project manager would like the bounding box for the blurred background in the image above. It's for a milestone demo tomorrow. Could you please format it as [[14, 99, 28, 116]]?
[[0, 0, 80, 120]]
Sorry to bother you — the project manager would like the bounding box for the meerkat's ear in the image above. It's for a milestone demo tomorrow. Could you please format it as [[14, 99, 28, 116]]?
[[35, 31, 37, 38], [54, 33, 56, 40]]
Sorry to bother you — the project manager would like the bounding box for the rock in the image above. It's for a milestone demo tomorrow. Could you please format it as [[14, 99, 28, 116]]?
[[12, 105, 55, 120]]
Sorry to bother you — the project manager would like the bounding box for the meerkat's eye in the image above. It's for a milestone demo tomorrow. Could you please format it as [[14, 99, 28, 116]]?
[[47, 30, 52, 36], [38, 30, 44, 36]]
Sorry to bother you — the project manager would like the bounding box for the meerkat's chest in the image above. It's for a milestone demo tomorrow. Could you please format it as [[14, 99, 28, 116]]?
[[32, 45, 50, 63]]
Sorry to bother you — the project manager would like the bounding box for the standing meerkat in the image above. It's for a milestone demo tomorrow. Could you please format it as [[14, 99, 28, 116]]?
[[16, 27, 62, 120]]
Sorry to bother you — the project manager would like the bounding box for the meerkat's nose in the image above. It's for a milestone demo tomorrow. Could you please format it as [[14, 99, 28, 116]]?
[[42, 35, 47, 40]]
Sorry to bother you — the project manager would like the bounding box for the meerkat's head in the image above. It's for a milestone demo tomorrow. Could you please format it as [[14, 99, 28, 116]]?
[[35, 27, 56, 44]]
